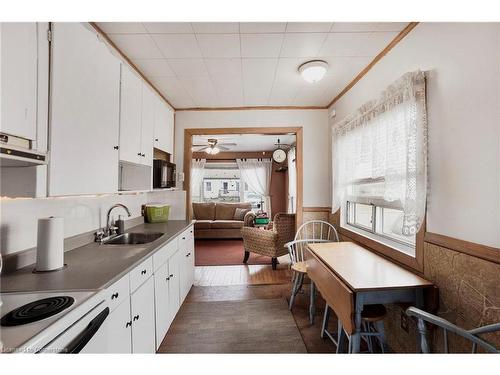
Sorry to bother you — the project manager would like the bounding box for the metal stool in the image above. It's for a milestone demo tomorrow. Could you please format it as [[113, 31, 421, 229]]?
[[322, 303, 387, 353]]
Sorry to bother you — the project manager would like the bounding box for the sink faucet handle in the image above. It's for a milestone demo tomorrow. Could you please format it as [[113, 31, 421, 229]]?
[[108, 225, 118, 236], [95, 230, 106, 242]]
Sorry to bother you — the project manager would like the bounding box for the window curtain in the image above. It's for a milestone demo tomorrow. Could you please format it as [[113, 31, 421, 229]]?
[[237, 159, 272, 216], [332, 70, 428, 235], [191, 159, 206, 202], [287, 147, 297, 213]]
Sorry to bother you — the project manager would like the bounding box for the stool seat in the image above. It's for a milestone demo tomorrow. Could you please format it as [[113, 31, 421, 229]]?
[[362, 304, 387, 322], [291, 261, 307, 274]]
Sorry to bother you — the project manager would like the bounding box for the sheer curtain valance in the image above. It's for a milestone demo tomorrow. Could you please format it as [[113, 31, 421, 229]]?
[[332, 70, 428, 235], [191, 159, 206, 202]]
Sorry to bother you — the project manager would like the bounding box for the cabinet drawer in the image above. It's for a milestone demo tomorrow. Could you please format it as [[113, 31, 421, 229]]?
[[153, 239, 178, 272], [178, 226, 194, 249], [106, 274, 130, 313], [129, 257, 153, 293]]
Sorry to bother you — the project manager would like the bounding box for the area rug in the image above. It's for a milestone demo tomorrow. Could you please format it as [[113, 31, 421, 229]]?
[[195, 239, 272, 266], [158, 298, 307, 353]]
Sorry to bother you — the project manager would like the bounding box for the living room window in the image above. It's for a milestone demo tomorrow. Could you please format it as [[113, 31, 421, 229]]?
[[332, 71, 428, 259]]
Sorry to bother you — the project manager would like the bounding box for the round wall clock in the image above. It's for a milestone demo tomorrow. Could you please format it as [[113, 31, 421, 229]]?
[[272, 148, 287, 163]]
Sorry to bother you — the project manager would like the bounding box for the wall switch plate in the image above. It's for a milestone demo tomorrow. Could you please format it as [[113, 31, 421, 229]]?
[[400, 310, 409, 333]]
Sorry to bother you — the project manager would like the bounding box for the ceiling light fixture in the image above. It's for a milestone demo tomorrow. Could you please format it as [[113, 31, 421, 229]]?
[[205, 146, 220, 155], [298, 60, 328, 83]]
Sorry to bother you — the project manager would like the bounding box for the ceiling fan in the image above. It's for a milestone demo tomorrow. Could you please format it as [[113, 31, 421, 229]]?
[[192, 138, 237, 155]]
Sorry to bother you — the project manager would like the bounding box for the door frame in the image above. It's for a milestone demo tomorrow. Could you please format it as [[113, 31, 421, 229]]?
[[183, 127, 304, 228]]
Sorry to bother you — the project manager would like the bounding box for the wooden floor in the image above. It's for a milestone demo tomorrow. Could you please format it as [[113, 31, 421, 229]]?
[[158, 257, 336, 353], [194, 256, 292, 286]]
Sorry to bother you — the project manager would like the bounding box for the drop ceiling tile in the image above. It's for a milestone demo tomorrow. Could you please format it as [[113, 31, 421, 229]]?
[[242, 58, 278, 83], [319, 33, 373, 57], [274, 58, 306, 86], [151, 34, 202, 58], [280, 33, 328, 58], [98, 22, 147, 34], [205, 58, 242, 77], [167, 59, 209, 77], [365, 32, 399, 55], [268, 85, 299, 105], [241, 34, 284, 58], [178, 76, 218, 106], [149, 76, 194, 107], [132, 59, 176, 77], [111, 34, 163, 59], [286, 22, 333, 33], [375, 22, 408, 32], [330, 22, 379, 32], [239, 22, 287, 33], [191, 22, 240, 34], [196, 34, 241, 58], [143, 22, 193, 33]]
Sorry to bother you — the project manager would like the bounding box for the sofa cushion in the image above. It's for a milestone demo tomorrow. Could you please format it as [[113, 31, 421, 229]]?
[[215, 202, 252, 220], [234, 208, 250, 221], [192, 202, 216, 220], [210, 220, 244, 230], [194, 220, 212, 230]]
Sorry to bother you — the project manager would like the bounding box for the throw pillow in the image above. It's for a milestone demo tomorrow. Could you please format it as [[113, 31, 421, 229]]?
[[234, 208, 250, 221]]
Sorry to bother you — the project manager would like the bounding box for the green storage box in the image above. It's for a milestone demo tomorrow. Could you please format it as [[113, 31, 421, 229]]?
[[144, 204, 170, 223], [254, 217, 270, 225]]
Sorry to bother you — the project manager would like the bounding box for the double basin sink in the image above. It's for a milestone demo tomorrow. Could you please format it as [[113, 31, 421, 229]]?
[[103, 232, 163, 245]]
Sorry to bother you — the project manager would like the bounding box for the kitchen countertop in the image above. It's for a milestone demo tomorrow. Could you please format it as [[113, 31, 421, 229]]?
[[0, 220, 193, 293]]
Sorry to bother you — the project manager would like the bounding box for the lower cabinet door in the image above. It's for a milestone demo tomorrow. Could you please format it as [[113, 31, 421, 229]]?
[[103, 299, 132, 353], [130, 276, 156, 353], [180, 241, 195, 302], [168, 251, 181, 320], [154, 262, 170, 350]]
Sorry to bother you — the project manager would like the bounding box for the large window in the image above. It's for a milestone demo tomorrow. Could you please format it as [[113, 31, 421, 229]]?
[[332, 71, 427, 259]]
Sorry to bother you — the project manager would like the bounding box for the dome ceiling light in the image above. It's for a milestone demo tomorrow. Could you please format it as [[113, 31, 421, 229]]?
[[298, 60, 329, 83]]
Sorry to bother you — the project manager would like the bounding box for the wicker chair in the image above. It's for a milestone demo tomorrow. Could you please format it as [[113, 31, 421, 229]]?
[[241, 213, 296, 270]]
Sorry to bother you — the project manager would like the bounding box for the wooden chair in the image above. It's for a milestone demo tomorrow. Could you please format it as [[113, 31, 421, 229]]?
[[406, 306, 500, 353], [285, 220, 339, 313]]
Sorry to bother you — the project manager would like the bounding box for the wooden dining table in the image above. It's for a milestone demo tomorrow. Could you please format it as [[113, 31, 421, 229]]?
[[306, 241, 434, 353]]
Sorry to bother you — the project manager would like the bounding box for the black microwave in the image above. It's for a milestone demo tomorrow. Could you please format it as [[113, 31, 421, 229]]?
[[153, 160, 176, 188]]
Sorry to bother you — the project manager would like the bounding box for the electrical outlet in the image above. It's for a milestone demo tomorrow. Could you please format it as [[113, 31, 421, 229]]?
[[400, 310, 409, 333]]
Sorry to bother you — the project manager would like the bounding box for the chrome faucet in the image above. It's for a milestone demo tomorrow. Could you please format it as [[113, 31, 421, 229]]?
[[95, 203, 132, 242]]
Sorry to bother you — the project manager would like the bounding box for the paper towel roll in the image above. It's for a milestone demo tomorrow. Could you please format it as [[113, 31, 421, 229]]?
[[36, 216, 64, 272]]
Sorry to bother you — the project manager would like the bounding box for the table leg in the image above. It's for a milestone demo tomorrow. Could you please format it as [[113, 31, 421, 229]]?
[[309, 281, 316, 325], [351, 294, 364, 353]]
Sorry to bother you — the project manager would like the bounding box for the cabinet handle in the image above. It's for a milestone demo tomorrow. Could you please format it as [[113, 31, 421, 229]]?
[[182, 237, 186, 240], [141, 153, 145, 157], [166, 276, 170, 281], [133, 315, 140, 321], [126, 321, 132, 328], [113, 145, 119, 150], [141, 269, 147, 275], [186, 252, 191, 257], [137, 152, 142, 156], [169, 274, 174, 278], [111, 292, 119, 299], [155, 138, 158, 142]]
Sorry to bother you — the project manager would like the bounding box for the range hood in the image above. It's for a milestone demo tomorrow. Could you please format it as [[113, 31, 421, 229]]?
[[0, 133, 47, 167]]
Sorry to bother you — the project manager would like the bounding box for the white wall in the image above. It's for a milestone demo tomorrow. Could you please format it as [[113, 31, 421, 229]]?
[[330, 23, 500, 248], [174, 109, 330, 208], [0, 190, 186, 256]]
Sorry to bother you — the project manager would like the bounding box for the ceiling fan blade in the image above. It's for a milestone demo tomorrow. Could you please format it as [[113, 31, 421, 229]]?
[[194, 146, 209, 152], [193, 144, 209, 147], [219, 143, 237, 146], [218, 145, 230, 151]]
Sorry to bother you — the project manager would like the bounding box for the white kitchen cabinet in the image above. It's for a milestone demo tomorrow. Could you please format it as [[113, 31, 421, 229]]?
[[119, 65, 155, 167], [49, 22, 121, 196], [179, 227, 195, 302], [140, 85, 155, 166], [130, 276, 156, 353], [100, 299, 133, 354], [153, 96, 174, 155], [0, 23, 38, 141], [168, 250, 182, 320], [119, 65, 143, 164]]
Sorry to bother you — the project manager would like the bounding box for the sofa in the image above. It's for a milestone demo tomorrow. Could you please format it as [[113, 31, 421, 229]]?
[[192, 202, 256, 239]]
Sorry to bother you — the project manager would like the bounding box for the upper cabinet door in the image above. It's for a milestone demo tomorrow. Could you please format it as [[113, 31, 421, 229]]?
[[49, 23, 120, 196], [119, 66, 142, 164], [0, 23, 38, 140], [153, 97, 174, 155], [140, 85, 155, 166]]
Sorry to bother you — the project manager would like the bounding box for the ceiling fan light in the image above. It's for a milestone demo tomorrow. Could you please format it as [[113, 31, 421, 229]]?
[[211, 147, 220, 155], [205, 148, 213, 154], [298, 60, 328, 83]]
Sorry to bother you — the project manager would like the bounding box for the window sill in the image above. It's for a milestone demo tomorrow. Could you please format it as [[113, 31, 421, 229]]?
[[338, 224, 424, 274]]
